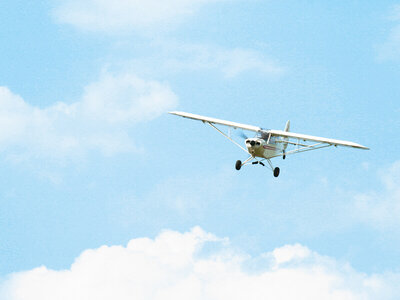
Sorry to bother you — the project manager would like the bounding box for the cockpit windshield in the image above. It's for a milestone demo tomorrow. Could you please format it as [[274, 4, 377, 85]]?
[[260, 132, 271, 142]]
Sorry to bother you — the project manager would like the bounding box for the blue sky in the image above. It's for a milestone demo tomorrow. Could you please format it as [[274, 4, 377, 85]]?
[[1, 1, 400, 298]]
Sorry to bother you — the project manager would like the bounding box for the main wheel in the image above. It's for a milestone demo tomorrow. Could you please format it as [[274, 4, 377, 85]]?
[[235, 160, 242, 170], [273, 167, 280, 177]]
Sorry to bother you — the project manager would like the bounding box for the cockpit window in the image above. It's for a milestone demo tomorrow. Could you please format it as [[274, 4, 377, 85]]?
[[260, 132, 271, 141]]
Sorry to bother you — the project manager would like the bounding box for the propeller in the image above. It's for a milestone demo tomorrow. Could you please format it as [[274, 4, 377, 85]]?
[[237, 131, 248, 140]]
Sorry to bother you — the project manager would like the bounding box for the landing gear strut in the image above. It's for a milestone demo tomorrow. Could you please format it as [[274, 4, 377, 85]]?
[[235, 156, 255, 170], [267, 159, 280, 178]]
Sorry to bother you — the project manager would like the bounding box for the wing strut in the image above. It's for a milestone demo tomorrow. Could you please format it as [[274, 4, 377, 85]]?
[[283, 142, 332, 156], [206, 122, 249, 154], [270, 141, 332, 158]]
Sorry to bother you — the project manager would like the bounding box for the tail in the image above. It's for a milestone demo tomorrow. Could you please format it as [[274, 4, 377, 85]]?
[[284, 120, 290, 132], [283, 120, 290, 150]]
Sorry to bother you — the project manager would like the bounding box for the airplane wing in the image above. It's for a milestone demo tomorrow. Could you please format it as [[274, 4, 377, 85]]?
[[169, 111, 369, 153], [268, 130, 369, 150], [169, 111, 261, 132]]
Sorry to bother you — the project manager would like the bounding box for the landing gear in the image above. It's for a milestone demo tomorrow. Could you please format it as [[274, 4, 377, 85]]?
[[283, 150, 286, 160], [235, 160, 242, 170], [267, 160, 280, 178], [235, 156, 255, 170], [236, 157, 280, 177]]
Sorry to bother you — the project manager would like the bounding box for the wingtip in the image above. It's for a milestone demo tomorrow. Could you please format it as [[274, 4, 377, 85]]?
[[356, 145, 369, 150], [168, 111, 181, 116]]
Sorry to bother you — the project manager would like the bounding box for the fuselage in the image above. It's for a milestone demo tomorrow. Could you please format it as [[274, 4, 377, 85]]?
[[245, 137, 283, 159]]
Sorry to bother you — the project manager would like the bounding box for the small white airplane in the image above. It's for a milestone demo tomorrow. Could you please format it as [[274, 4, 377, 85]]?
[[169, 111, 369, 177]]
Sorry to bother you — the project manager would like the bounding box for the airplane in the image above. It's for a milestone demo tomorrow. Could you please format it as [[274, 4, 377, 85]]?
[[169, 111, 369, 177]]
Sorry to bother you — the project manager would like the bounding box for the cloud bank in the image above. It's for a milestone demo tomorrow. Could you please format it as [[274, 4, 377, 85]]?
[[54, 0, 227, 33], [0, 73, 177, 159], [1, 227, 399, 300]]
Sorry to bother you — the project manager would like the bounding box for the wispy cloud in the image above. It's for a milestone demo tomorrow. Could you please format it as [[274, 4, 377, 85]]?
[[53, 0, 227, 33], [163, 43, 285, 78], [1, 227, 398, 300], [352, 161, 400, 229], [53, 1, 284, 79], [377, 5, 400, 61], [122, 42, 285, 79], [0, 72, 177, 160]]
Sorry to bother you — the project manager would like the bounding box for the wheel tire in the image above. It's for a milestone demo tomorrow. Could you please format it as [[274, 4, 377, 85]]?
[[273, 167, 280, 177], [235, 160, 242, 170]]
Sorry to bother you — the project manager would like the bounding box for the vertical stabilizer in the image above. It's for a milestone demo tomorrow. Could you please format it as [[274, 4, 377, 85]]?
[[283, 120, 290, 150], [284, 120, 290, 132]]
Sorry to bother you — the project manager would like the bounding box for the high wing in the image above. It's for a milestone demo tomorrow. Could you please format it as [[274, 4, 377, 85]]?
[[169, 111, 369, 152], [268, 130, 369, 150], [169, 111, 261, 132]]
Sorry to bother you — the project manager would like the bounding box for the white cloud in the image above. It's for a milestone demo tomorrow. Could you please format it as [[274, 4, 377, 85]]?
[[352, 161, 400, 228], [0, 73, 177, 159], [270, 244, 311, 265], [1, 227, 399, 300], [53, 0, 227, 33]]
